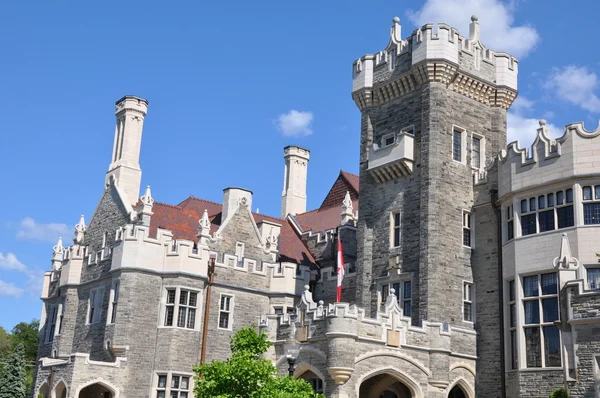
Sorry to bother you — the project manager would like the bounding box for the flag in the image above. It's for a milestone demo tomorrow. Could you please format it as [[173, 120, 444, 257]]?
[[336, 236, 345, 302]]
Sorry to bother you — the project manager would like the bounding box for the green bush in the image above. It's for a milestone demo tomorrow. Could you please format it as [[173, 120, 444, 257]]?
[[550, 388, 569, 398]]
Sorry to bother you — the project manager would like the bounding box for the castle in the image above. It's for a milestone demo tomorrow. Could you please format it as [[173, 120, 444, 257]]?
[[33, 16, 600, 398]]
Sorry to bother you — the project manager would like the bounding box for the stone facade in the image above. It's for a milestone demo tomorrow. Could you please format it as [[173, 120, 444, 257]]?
[[32, 16, 600, 398]]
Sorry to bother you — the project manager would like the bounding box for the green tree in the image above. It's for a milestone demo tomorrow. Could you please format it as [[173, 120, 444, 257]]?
[[194, 326, 324, 398], [0, 327, 12, 360], [11, 320, 40, 363], [0, 344, 28, 398]]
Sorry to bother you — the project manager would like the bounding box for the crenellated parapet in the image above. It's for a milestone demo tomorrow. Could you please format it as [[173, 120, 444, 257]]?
[[352, 16, 518, 111], [262, 286, 477, 356], [497, 120, 600, 198]]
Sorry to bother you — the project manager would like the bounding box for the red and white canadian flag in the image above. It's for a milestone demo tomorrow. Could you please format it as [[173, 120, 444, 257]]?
[[336, 236, 345, 302]]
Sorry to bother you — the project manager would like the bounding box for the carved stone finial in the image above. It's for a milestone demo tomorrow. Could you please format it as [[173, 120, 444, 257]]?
[[469, 14, 481, 43], [74, 215, 86, 244], [553, 233, 580, 270], [140, 185, 154, 207], [539, 119, 547, 126], [51, 237, 64, 271], [266, 227, 278, 250], [341, 191, 354, 225], [389, 15, 402, 46], [198, 209, 211, 235]]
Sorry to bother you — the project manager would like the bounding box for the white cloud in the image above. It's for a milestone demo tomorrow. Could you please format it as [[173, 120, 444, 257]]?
[[511, 96, 535, 112], [0, 252, 29, 273], [16, 217, 69, 243], [507, 112, 561, 146], [407, 0, 539, 58], [276, 110, 313, 137], [544, 65, 600, 113], [0, 280, 24, 298]]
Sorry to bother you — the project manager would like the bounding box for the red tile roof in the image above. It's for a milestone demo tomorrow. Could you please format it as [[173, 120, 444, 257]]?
[[149, 198, 317, 266], [146, 170, 359, 268]]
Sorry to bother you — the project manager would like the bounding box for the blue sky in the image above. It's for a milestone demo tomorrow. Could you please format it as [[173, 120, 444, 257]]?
[[0, 0, 599, 329]]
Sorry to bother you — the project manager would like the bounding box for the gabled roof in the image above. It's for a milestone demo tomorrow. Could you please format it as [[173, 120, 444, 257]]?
[[149, 197, 317, 266], [146, 170, 359, 268], [319, 170, 359, 210]]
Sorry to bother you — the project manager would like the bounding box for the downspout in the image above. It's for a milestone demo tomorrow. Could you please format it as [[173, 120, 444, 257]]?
[[490, 188, 506, 398], [200, 254, 216, 364]]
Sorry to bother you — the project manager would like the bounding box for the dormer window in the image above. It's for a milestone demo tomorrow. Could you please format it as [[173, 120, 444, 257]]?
[[382, 133, 395, 147], [235, 242, 245, 268]]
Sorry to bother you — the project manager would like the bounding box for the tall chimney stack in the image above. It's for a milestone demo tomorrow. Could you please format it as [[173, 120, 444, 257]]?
[[281, 146, 310, 218], [105, 96, 148, 205]]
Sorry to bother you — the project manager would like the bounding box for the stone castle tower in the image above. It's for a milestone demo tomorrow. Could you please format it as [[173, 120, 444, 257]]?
[[351, 16, 516, 396]]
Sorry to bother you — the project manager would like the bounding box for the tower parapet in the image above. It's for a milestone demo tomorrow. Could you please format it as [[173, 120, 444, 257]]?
[[498, 120, 600, 198], [352, 16, 518, 111]]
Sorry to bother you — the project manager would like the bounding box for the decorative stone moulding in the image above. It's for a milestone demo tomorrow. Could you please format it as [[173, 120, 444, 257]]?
[[328, 367, 354, 385]]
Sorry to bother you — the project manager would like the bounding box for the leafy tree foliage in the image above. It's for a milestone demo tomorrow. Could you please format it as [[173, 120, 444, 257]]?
[[550, 388, 569, 398], [0, 344, 28, 398], [11, 320, 40, 362], [194, 326, 324, 398]]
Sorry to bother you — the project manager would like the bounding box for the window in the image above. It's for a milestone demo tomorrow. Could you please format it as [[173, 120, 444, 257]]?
[[472, 136, 482, 169], [156, 374, 190, 398], [101, 231, 108, 248], [463, 282, 474, 322], [462, 211, 473, 247], [163, 288, 198, 329], [218, 294, 233, 330], [587, 267, 600, 290], [383, 134, 395, 147], [506, 205, 514, 241], [380, 280, 411, 316], [582, 185, 600, 225], [235, 243, 245, 268], [519, 189, 574, 238], [88, 289, 104, 324], [391, 212, 401, 247], [57, 302, 65, 335], [508, 280, 517, 369], [522, 273, 561, 368], [307, 378, 323, 394], [453, 130, 463, 162], [109, 281, 119, 324], [46, 305, 58, 343]]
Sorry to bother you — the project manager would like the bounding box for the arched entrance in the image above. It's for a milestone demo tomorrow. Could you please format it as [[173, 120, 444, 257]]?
[[297, 369, 324, 394], [38, 383, 50, 398], [53, 381, 67, 398], [448, 385, 467, 398], [359, 373, 413, 398], [78, 383, 114, 398]]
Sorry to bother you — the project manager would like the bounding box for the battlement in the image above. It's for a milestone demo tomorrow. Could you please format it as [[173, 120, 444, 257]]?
[[261, 286, 477, 357], [497, 120, 600, 198], [352, 16, 518, 111]]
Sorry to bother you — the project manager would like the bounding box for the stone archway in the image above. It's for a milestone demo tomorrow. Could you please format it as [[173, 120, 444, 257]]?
[[53, 380, 67, 398], [38, 383, 50, 398], [75, 380, 118, 398], [358, 372, 414, 398], [448, 385, 467, 398]]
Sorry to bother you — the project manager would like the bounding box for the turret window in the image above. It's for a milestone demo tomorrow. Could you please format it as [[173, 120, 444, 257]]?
[[519, 189, 574, 237], [87, 288, 104, 324], [506, 205, 514, 241], [453, 130, 462, 162], [462, 211, 473, 248], [582, 185, 600, 225], [463, 282, 474, 322], [391, 211, 401, 248], [522, 273, 561, 368], [45, 305, 58, 343]]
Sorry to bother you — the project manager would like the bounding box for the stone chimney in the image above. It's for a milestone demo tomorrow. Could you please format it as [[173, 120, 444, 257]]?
[[105, 96, 149, 205], [281, 146, 310, 218], [222, 187, 253, 223]]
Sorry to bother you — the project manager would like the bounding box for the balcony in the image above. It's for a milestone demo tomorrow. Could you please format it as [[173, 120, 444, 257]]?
[[367, 133, 415, 183]]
